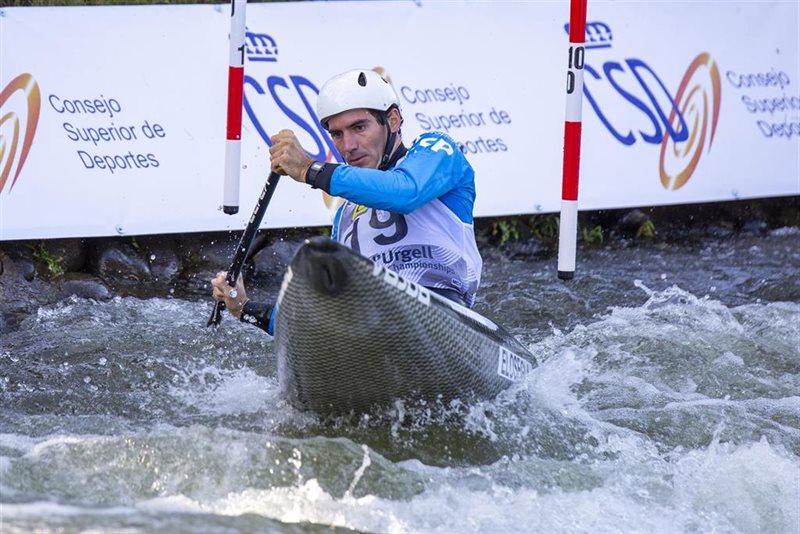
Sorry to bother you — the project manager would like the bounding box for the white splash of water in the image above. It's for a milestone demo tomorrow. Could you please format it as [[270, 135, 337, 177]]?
[[344, 444, 372, 498], [166, 365, 278, 415]]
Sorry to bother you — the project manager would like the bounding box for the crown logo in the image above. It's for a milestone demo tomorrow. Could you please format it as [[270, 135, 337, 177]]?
[[245, 30, 278, 62], [564, 21, 613, 49]]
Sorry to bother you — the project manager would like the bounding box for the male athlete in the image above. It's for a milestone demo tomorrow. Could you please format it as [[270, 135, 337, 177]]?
[[212, 69, 482, 334]]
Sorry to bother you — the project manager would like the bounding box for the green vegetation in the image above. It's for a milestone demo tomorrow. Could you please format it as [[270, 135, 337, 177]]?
[[29, 242, 64, 277], [491, 218, 520, 246], [581, 224, 603, 245], [528, 214, 559, 243], [487, 214, 561, 249], [636, 220, 656, 240]]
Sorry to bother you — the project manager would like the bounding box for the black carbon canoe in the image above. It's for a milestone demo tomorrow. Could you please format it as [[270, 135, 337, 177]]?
[[274, 236, 537, 415]]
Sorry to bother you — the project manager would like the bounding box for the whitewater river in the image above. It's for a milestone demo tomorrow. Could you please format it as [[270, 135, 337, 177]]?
[[2, 229, 799, 533]]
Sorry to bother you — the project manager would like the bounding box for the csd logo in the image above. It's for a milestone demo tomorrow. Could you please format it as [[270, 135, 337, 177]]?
[[0, 73, 41, 194], [659, 53, 721, 190]]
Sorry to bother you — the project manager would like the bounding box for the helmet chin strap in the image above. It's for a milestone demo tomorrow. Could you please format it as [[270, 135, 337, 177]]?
[[379, 122, 397, 171]]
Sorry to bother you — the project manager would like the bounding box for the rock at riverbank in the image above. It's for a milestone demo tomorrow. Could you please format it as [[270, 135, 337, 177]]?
[[1, 196, 797, 331]]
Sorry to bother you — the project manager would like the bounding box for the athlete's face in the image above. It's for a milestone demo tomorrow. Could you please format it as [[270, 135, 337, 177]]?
[[326, 108, 400, 169]]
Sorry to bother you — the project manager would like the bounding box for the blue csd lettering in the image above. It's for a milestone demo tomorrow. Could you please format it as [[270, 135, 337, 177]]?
[[584, 59, 689, 146], [242, 74, 343, 163]]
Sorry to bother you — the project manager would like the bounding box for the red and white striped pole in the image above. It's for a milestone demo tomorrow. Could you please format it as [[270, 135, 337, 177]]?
[[223, 0, 247, 215], [557, 0, 587, 280]]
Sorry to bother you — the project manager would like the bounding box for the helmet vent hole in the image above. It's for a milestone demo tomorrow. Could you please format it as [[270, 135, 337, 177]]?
[[358, 72, 367, 87]]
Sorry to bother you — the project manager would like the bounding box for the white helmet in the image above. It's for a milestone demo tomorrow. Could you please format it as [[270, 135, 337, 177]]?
[[317, 69, 400, 128]]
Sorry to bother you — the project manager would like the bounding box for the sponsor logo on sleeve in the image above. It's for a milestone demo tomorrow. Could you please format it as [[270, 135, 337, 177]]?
[[418, 134, 454, 155]]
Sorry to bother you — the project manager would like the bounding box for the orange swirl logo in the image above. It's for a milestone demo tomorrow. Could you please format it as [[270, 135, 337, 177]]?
[[0, 73, 41, 194], [659, 53, 721, 190]]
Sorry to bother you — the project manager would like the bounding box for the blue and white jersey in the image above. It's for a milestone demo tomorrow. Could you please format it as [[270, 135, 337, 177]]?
[[329, 131, 482, 308]]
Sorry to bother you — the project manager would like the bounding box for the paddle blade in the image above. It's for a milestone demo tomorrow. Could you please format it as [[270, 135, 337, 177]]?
[[207, 301, 225, 327]]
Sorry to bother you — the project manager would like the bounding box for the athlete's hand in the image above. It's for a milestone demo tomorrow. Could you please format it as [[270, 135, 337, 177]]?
[[269, 129, 314, 183], [211, 271, 248, 318]]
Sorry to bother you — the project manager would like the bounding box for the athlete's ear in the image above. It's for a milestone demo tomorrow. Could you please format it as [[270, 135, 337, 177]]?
[[387, 107, 402, 134]]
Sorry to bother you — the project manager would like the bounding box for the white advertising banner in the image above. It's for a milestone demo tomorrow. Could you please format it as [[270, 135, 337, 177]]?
[[0, 1, 798, 240]]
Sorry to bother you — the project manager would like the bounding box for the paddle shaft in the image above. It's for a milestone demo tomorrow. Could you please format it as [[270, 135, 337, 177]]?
[[207, 172, 281, 327]]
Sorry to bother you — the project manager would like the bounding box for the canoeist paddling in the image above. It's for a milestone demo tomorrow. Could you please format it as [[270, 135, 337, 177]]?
[[210, 68, 536, 414], [211, 68, 483, 331]]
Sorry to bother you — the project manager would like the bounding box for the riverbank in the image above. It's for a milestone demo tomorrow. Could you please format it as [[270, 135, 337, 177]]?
[[1, 196, 797, 331]]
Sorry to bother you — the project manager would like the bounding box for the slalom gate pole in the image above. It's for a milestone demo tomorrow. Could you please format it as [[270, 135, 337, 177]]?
[[557, 0, 587, 281], [222, 0, 247, 215]]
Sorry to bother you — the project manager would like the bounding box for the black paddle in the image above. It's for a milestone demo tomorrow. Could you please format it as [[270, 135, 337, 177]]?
[[207, 171, 281, 327]]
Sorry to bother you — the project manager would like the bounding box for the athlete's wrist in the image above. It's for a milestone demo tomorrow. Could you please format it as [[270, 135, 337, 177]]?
[[305, 160, 324, 187], [240, 300, 274, 333], [304, 162, 338, 192], [300, 160, 314, 183], [234, 297, 248, 319]]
